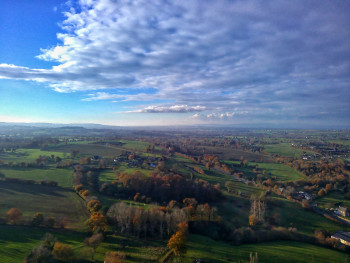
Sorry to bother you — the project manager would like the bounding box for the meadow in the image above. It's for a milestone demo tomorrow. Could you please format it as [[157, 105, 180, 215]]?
[[0, 225, 167, 263], [264, 143, 312, 157], [184, 234, 348, 263], [0, 181, 89, 230], [0, 167, 73, 188], [224, 160, 304, 182], [47, 143, 123, 158], [269, 196, 349, 236], [316, 191, 350, 209], [0, 148, 66, 163]]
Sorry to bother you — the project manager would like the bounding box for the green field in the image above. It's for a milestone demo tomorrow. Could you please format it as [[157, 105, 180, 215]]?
[[251, 162, 304, 181], [119, 140, 150, 151], [0, 225, 166, 263], [264, 143, 311, 157], [47, 143, 123, 158], [0, 167, 73, 188], [0, 182, 89, 230], [0, 148, 66, 163], [269, 197, 349, 235], [224, 161, 304, 181], [184, 234, 348, 263], [225, 181, 264, 196], [316, 191, 350, 209], [330, 140, 350, 146]]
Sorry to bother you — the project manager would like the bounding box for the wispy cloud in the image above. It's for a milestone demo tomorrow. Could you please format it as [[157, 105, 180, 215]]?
[[0, 0, 349, 125], [125, 105, 206, 113]]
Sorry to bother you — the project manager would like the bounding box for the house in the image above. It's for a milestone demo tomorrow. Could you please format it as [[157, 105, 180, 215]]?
[[91, 155, 102, 161], [331, 231, 350, 246], [335, 206, 350, 217], [293, 191, 312, 201]]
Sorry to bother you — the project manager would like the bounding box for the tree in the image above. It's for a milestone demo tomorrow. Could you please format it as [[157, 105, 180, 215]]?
[[25, 245, 53, 263], [6, 208, 22, 224], [104, 251, 126, 263], [249, 197, 265, 224], [87, 200, 102, 213], [249, 215, 259, 226], [46, 217, 56, 228], [167, 222, 188, 256], [318, 189, 326, 197], [25, 233, 57, 263], [32, 212, 44, 226], [325, 183, 332, 192], [84, 233, 103, 261], [205, 162, 211, 170], [250, 252, 259, 263], [52, 242, 75, 262], [86, 212, 108, 232]]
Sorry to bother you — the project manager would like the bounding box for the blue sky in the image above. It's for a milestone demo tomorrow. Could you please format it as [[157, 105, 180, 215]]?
[[0, 0, 349, 127]]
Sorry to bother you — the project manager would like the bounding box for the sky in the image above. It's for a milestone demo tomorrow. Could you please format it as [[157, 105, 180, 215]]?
[[0, 0, 349, 128]]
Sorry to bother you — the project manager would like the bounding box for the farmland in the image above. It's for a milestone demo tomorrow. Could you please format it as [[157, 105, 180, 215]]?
[[0, 181, 89, 230], [0, 127, 349, 262], [0, 167, 73, 188], [185, 234, 348, 263]]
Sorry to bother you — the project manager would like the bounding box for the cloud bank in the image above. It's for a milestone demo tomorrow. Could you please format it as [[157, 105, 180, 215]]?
[[0, 0, 349, 125]]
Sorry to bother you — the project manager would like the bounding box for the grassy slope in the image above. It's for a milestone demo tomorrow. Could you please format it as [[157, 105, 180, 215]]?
[[119, 140, 150, 151], [316, 191, 350, 209], [251, 162, 304, 181], [264, 143, 313, 157], [0, 167, 73, 188], [0, 182, 89, 230], [269, 196, 350, 235], [184, 234, 348, 263], [0, 225, 166, 263], [0, 149, 66, 163], [225, 160, 304, 181], [47, 143, 123, 158]]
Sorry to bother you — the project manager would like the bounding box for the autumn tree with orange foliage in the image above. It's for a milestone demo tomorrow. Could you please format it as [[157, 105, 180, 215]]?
[[104, 251, 126, 263], [86, 212, 108, 232], [6, 208, 22, 224], [52, 242, 75, 262], [87, 200, 102, 213], [85, 233, 103, 261], [167, 222, 188, 256], [249, 214, 259, 226]]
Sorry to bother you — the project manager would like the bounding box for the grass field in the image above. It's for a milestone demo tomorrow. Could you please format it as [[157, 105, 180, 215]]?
[[0, 225, 85, 263], [316, 191, 350, 209], [192, 145, 271, 162], [0, 182, 89, 230], [224, 161, 304, 181], [119, 140, 150, 151], [0, 225, 167, 263], [47, 143, 123, 158], [250, 162, 304, 181], [0, 148, 66, 163], [0, 167, 73, 188], [269, 196, 349, 235], [184, 234, 348, 263], [99, 169, 117, 183], [225, 181, 264, 196], [330, 140, 350, 146], [264, 143, 312, 157]]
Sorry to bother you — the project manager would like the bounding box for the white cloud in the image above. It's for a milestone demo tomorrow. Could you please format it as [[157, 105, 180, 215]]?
[[0, 0, 349, 123], [125, 105, 206, 113]]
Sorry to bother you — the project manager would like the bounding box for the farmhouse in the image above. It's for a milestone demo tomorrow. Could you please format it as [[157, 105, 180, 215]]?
[[331, 231, 350, 246], [335, 206, 350, 217], [293, 191, 313, 201]]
